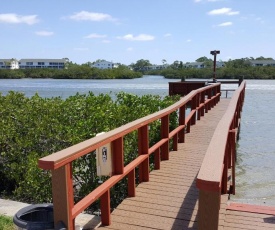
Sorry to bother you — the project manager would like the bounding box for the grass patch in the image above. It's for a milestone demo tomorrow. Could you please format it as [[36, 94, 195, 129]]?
[[0, 215, 15, 230]]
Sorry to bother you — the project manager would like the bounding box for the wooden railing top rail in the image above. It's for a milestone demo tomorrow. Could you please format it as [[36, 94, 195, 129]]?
[[196, 81, 246, 192], [39, 83, 220, 171]]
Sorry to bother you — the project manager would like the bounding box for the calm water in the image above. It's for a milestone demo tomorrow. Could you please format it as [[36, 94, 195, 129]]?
[[1, 76, 275, 206], [0, 75, 179, 98]]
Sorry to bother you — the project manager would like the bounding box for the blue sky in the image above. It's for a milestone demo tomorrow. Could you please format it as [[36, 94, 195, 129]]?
[[1, 0, 274, 65]]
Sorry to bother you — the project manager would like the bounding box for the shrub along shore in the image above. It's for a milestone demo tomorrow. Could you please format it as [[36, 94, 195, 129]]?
[[1, 65, 275, 80], [0, 91, 179, 213]]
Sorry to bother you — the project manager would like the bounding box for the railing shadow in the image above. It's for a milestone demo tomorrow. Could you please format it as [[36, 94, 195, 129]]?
[[171, 178, 199, 230], [264, 216, 275, 224]]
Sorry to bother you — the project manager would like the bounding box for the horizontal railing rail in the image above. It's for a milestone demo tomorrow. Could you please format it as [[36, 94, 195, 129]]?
[[196, 81, 246, 230], [39, 83, 221, 230]]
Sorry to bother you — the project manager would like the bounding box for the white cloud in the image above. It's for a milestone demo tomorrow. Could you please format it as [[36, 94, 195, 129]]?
[[194, 0, 202, 2], [255, 17, 265, 24], [102, 40, 111, 43], [127, 47, 133, 51], [164, 33, 172, 37], [117, 34, 155, 41], [217, 22, 233, 27], [186, 39, 192, 42], [35, 31, 54, 36], [74, 48, 89, 51], [84, 33, 107, 39], [0, 13, 39, 25], [69, 11, 116, 22], [208, 8, 239, 16]]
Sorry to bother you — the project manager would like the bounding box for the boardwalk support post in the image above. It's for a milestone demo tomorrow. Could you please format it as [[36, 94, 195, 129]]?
[[198, 190, 220, 230], [52, 164, 74, 230]]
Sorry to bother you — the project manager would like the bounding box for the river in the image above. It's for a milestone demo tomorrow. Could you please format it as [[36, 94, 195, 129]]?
[[1, 76, 275, 206]]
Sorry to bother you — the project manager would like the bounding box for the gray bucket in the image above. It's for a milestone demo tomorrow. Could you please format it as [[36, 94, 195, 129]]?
[[13, 203, 54, 230]]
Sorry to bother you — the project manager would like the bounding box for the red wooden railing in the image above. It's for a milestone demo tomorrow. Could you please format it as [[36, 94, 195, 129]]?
[[196, 81, 246, 230], [38, 83, 221, 229]]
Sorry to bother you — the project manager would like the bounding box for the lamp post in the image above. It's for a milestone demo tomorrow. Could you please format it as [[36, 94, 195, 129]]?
[[210, 50, 220, 82]]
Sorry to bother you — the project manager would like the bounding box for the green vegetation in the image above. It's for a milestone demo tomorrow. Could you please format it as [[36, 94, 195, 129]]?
[[0, 65, 142, 79], [0, 91, 179, 212], [2, 56, 275, 80], [0, 215, 14, 230], [147, 66, 275, 80], [136, 56, 275, 79]]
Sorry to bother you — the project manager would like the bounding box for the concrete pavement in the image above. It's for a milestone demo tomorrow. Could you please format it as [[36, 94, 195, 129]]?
[[0, 198, 101, 229]]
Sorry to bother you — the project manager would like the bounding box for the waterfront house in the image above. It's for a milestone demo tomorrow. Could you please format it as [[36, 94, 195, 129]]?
[[184, 62, 205, 69], [19, 58, 68, 69], [0, 58, 19, 69], [249, 60, 275, 67], [91, 61, 118, 69]]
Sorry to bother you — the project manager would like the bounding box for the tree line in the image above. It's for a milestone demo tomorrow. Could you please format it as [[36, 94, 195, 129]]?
[[0, 64, 142, 79], [1, 56, 275, 79], [131, 56, 275, 80]]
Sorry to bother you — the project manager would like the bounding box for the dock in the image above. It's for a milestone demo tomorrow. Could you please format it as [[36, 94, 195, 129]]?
[[37, 81, 275, 229]]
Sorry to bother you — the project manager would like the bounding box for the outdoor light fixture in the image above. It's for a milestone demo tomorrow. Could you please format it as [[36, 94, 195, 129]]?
[[210, 50, 220, 82]]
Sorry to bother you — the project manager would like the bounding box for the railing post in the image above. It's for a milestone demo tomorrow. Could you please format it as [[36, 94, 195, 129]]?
[[173, 134, 178, 151], [178, 105, 186, 143], [100, 189, 111, 226], [222, 141, 229, 194], [138, 125, 149, 182], [229, 130, 236, 195], [197, 93, 201, 121], [191, 96, 197, 125], [212, 86, 217, 107], [154, 148, 160, 170], [198, 190, 221, 230], [52, 164, 75, 230], [207, 88, 212, 111], [217, 84, 221, 103], [128, 169, 136, 197], [112, 137, 124, 175], [161, 115, 169, 160], [200, 91, 205, 117]]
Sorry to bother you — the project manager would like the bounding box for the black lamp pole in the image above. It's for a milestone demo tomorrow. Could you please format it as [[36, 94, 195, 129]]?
[[210, 50, 220, 82]]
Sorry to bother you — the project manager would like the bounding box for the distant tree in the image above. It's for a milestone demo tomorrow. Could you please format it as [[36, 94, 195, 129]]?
[[196, 56, 212, 68], [225, 58, 251, 68], [131, 59, 152, 71], [91, 59, 106, 64], [196, 56, 210, 62], [256, 56, 274, 60], [170, 60, 180, 69], [82, 62, 92, 67], [162, 59, 167, 65]]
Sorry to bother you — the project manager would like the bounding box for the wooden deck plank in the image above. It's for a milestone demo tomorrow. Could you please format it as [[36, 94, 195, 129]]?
[[99, 99, 231, 229], [220, 204, 275, 230]]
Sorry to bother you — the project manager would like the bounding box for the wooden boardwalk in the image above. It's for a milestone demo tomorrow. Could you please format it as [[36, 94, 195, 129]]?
[[82, 96, 275, 230], [98, 99, 231, 230]]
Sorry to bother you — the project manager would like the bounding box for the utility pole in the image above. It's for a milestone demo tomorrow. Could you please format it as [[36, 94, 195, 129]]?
[[210, 50, 220, 82]]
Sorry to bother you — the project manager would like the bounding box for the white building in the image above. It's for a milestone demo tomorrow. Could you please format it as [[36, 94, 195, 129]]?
[[249, 60, 275, 67], [91, 61, 118, 69], [216, 61, 225, 68], [184, 62, 205, 69], [0, 59, 19, 69], [19, 58, 68, 69]]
